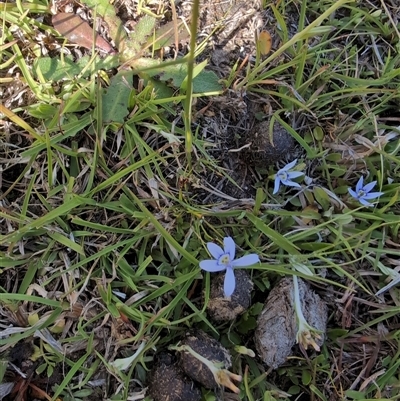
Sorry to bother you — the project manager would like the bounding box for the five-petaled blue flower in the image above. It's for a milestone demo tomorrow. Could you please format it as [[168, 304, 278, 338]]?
[[273, 159, 304, 194], [199, 237, 260, 297], [348, 176, 383, 206]]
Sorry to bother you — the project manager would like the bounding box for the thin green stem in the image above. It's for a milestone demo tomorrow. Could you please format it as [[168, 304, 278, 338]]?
[[183, 0, 200, 168]]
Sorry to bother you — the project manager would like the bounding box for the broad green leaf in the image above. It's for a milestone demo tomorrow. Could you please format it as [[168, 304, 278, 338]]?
[[160, 63, 222, 93], [313, 186, 331, 210], [302, 369, 312, 385], [100, 71, 133, 123], [33, 55, 119, 81], [133, 15, 157, 46], [130, 58, 222, 92]]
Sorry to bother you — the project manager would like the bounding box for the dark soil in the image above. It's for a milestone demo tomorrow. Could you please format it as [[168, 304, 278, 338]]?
[[148, 352, 201, 401]]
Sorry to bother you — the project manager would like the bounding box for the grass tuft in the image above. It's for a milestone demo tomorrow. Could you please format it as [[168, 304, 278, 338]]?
[[2, 0, 400, 400]]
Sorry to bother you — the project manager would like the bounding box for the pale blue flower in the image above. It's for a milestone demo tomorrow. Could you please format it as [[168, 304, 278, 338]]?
[[273, 159, 304, 194], [199, 237, 260, 297], [348, 176, 383, 206]]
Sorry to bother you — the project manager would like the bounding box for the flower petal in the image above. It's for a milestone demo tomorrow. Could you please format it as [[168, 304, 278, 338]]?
[[199, 260, 225, 272], [224, 237, 236, 260], [273, 176, 281, 194], [207, 242, 224, 259], [362, 181, 377, 193], [232, 254, 260, 267], [348, 188, 359, 199], [282, 159, 298, 171], [359, 198, 372, 207], [287, 171, 304, 179], [224, 267, 236, 297], [355, 176, 364, 192], [281, 179, 301, 188], [363, 192, 383, 200]]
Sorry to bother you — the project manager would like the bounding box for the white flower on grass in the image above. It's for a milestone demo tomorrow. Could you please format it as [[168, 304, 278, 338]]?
[[199, 237, 260, 297], [273, 159, 304, 194]]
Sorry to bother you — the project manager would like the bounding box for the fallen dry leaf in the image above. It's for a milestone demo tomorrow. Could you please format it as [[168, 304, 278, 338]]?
[[257, 30, 272, 56], [52, 13, 115, 54]]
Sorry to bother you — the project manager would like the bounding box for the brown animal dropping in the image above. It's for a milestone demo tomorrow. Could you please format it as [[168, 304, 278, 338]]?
[[174, 329, 242, 393], [207, 269, 253, 321], [244, 121, 295, 166], [148, 352, 201, 401], [255, 277, 328, 369]]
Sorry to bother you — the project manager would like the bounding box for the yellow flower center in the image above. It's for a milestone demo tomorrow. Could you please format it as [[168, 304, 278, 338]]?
[[219, 254, 230, 265]]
